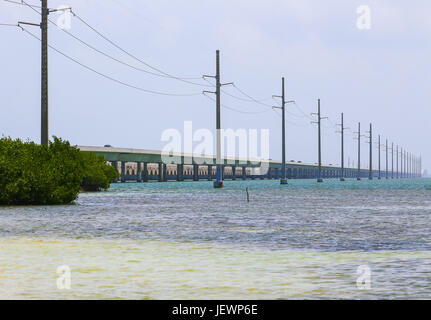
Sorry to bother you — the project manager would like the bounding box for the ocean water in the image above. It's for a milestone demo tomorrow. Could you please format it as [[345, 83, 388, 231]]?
[[1, 178, 431, 299]]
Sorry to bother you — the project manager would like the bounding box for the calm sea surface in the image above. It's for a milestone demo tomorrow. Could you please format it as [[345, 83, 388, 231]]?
[[1, 178, 431, 299]]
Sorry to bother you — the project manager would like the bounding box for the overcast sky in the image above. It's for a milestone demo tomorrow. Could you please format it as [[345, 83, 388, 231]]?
[[1, 0, 430, 173]]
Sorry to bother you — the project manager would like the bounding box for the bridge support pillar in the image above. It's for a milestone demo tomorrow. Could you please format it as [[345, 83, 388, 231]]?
[[158, 163, 163, 182], [207, 165, 212, 181], [142, 163, 148, 182], [177, 164, 184, 181], [242, 167, 247, 180], [137, 162, 142, 182], [193, 164, 199, 181], [163, 163, 168, 182], [232, 166, 236, 180], [121, 161, 126, 182]]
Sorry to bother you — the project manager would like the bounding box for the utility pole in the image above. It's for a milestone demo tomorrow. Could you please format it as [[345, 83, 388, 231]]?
[[407, 152, 410, 178], [336, 113, 348, 181], [203, 50, 233, 189], [214, 50, 222, 188], [15, 2, 72, 145], [420, 155, 422, 177], [391, 142, 394, 179], [354, 123, 361, 180], [386, 139, 389, 179], [273, 78, 294, 185], [41, 0, 48, 145], [412, 154, 414, 178], [406, 151, 408, 179], [419, 155, 421, 178], [18, 1, 49, 144], [406, 152, 410, 179], [396, 145, 399, 179], [367, 123, 373, 180], [405, 151, 407, 179], [280, 77, 287, 185], [404, 150, 407, 178], [417, 156, 419, 178], [377, 135, 381, 179], [311, 99, 327, 182], [409, 153, 411, 178]]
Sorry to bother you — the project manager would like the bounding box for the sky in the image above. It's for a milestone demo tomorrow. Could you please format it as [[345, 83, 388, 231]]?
[[0, 0, 430, 173]]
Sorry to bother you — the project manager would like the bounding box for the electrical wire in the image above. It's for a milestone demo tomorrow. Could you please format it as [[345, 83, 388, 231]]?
[[202, 77, 274, 109], [272, 99, 315, 121], [50, 18, 213, 86], [4, 0, 43, 9], [231, 84, 274, 108], [271, 108, 311, 127], [70, 10, 209, 86], [202, 92, 271, 115], [20, 26, 202, 97], [292, 102, 314, 120], [14, 0, 211, 87]]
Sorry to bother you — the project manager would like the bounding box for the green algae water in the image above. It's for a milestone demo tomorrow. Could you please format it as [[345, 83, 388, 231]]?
[[1, 178, 431, 299]]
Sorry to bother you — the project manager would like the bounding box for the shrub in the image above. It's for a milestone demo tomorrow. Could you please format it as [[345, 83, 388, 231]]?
[[80, 151, 118, 192], [0, 136, 119, 205]]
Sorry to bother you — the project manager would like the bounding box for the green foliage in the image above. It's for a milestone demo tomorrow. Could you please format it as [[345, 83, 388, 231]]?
[[0, 136, 119, 205], [80, 151, 118, 192]]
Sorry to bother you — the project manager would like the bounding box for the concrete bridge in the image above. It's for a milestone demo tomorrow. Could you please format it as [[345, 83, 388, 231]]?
[[78, 146, 417, 182]]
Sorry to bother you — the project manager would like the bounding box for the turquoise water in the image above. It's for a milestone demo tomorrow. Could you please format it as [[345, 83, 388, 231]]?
[[1, 178, 431, 299]]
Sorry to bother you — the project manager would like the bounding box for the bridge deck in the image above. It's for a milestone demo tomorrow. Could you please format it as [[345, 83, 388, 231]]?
[[77, 146, 410, 182]]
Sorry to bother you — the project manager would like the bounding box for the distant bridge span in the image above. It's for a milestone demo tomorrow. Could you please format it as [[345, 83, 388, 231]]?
[[78, 146, 416, 182]]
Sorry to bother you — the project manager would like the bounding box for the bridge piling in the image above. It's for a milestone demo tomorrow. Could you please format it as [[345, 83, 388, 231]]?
[[162, 164, 168, 182], [121, 161, 126, 183], [193, 164, 199, 181], [207, 165, 212, 181], [137, 162, 142, 182]]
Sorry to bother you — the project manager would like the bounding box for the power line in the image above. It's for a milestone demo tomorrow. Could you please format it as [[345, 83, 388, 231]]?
[[271, 108, 310, 127], [20, 26, 202, 97], [14, 0, 213, 87], [70, 10, 209, 86], [274, 98, 311, 119], [205, 76, 312, 121], [232, 84, 274, 108], [203, 77, 274, 109], [4, 0, 44, 9], [14, 1, 325, 128], [273, 99, 314, 122], [292, 102, 315, 120], [54, 19, 213, 85], [202, 92, 270, 115]]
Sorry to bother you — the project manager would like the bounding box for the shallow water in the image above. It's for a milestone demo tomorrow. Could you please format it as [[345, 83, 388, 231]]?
[[1, 178, 431, 299]]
